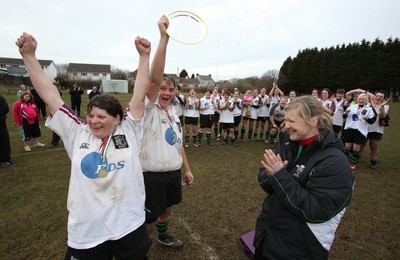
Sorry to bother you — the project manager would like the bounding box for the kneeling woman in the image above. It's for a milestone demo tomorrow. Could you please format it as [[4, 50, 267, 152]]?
[[255, 96, 354, 259]]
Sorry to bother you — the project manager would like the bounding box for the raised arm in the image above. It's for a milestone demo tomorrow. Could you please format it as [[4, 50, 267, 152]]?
[[130, 36, 151, 119], [15, 33, 63, 116], [148, 15, 169, 102]]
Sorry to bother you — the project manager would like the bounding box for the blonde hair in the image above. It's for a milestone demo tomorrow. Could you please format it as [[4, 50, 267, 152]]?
[[284, 95, 332, 130]]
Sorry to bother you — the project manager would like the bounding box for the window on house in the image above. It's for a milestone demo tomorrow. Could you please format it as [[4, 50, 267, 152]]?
[[12, 65, 19, 67], [73, 73, 77, 76], [103, 73, 107, 77], [93, 73, 99, 76], [81, 73, 87, 76], [0, 64, 5, 68]]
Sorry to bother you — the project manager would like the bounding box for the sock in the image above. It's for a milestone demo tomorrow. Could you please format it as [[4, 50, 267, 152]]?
[[156, 221, 168, 236], [197, 132, 204, 144], [206, 133, 212, 144], [370, 159, 377, 166], [265, 131, 270, 141], [240, 127, 246, 139], [231, 135, 236, 144], [234, 130, 239, 139], [192, 135, 197, 144], [344, 149, 351, 157], [269, 133, 277, 143], [351, 151, 360, 164], [214, 127, 218, 138], [259, 133, 264, 139], [223, 136, 227, 143], [248, 129, 253, 140], [185, 135, 189, 144], [253, 133, 258, 140]]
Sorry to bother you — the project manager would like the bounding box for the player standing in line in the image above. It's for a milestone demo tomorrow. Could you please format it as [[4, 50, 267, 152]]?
[[332, 89, 347, 135], [247, 89, 260, 141], [219, 90, 236, 145], [343, 93, 376, 170], [211, 87, 222, 141], [184, 88, 199, 147], [232, 90, 243, 145], [196, 89, 217, 146], [320, 88, 336, 117], [172, 84, 185, 125], [255, 87, 270, 142]]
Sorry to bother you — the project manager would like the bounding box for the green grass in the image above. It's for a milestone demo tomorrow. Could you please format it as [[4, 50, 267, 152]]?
[[0, 89, 399, 259]]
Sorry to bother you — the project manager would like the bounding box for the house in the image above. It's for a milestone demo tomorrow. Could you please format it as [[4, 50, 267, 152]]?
[[67, 63, 111, 81], [0, 57, 57, 81], [196, 74, 215, 88], [179, 77, 199, 89]]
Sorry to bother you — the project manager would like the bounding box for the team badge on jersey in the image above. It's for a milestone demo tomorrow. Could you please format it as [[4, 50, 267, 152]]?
[[112, 135, 129, 149]]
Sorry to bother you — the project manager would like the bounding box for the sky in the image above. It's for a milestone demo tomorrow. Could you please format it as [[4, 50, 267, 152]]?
[[1, 0, 399, 81]]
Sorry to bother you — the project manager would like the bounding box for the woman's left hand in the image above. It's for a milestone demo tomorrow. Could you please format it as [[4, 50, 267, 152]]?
[[261, 149, 288, 176]]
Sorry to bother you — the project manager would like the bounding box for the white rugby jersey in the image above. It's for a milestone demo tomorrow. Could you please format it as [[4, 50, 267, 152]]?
[[344, 104, 375, 137], [232, 98, 243, 117], [269, 96, 281, 108], [257, 94, 270, 117], [219, 99, 234, 123], [140, 96, 183, 172], [184, 96, 199, 118], [171, 94, 185, 117], [250, 96, 260, 119], [332, 98, 345, 127], [368, 105, 389, 134], [212, 94, 222, 114], [321, 99, 336, 115], [46, 104, 145, 249], [199, 96, 215, 115]]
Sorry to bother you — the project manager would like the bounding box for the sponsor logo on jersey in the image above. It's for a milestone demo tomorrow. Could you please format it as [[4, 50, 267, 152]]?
[[80, 152, 125, 179]]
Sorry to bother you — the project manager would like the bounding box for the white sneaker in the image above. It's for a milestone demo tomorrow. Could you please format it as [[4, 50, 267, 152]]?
[[24, 146, 31, 151], [34, 142, 46, 147]]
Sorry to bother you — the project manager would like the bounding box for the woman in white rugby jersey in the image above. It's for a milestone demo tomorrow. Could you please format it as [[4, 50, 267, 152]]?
[[184, 88, 199, 147], [343, 93, 377, 170], [16, 32, 151, 259], [361, 90, 390, 169]]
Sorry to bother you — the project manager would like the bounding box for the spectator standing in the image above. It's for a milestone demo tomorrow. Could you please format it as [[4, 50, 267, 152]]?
[[69, 82, 84, 116], [88, 85, 101, 100], [16, 84, 28, 99], [0, 95, 11, 167], [255, 96, 354, 259], [12, 91, 45, 151]]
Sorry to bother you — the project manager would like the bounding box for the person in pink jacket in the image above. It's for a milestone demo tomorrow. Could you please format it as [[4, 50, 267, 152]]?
[[12, 91, 45, 151]]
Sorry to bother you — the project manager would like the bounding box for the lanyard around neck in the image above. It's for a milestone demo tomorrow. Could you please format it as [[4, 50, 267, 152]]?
[[99, 134, 113, 164]]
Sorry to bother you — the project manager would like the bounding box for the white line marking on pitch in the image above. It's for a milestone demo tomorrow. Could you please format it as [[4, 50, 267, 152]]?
[[177, 217, 219, 260]]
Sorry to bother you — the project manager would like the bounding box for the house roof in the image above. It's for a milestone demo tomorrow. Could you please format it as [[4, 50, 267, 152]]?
[[197, 74, 214, 81], [165, 73, 179, 81], [67, 63, 111, 73], [179, 77, 199, 84], [0, 57, 54, 67]]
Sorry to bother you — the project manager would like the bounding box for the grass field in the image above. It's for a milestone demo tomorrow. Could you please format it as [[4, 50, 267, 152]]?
[[0, 89, 399, 259]]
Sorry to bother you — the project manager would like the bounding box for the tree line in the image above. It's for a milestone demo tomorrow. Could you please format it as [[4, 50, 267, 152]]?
[[277, 37, 400, 98]]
